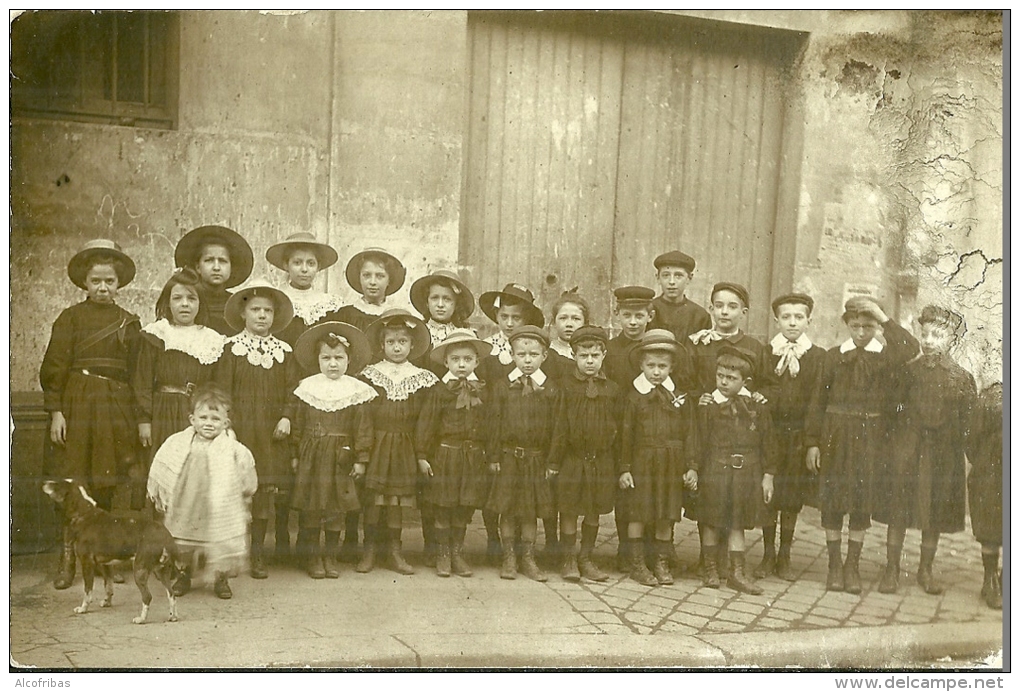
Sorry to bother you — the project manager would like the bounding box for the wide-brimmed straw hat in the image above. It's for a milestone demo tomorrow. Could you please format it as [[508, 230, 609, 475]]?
[[478, 283, 545, 327], [294, 321, 371, 374], [409, 270, 475, 322], [174, 225, 254, 289], [628, 328, 681, 368], [345, 248, 406, 296], [67, 239, 136, 289], [429, 328, 490, 365], [266, 232, 339, 272], [365, 309, 431, 361], [223, 278, 295, 334]]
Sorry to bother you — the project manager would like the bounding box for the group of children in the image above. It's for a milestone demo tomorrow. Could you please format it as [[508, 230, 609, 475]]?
[[40, 230, 1003, 611]]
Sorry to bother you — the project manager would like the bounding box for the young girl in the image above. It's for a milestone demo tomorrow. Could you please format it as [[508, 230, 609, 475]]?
[[41, 239, 142, 589], [618, 329, 695, 586], [414, 329, 491, 577], [874, 306, 975, 595], [968, 380, 1003, 610], [215, 280, 300, 580], [544, 290, 589, 382], [805, 297, 919, 594], [147, 384, 258, 599], [356, 309, 439, 575], [290, 322, 376, 579], [266, 232, 344, 348], [546, 326, 619, 583], [336, 248, 408, 333], [134, 268, 226, 461], [174, 225, 254, 336]]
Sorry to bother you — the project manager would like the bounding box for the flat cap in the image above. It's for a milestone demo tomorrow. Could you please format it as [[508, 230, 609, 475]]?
[[653, 251, 695, 273]]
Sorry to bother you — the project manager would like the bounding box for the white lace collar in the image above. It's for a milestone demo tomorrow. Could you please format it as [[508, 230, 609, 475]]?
[[294, 373, 377, 412], [633, 373, 675, 395], [508, 368, 547, 386], [283, 285, 344, 325], [226, 330, 292, 369], [142, 319, 225, 365], [442, 371, 480, 383], [351, 296, 389, 316], [427, 320, 462, 344], [361, 360, 438, 401], [770, 332, 813, 354], [711, 387, 753, 404], [839, 338, 884, 354], [550, 339, 574, 359], [486, 330, 514, 365]]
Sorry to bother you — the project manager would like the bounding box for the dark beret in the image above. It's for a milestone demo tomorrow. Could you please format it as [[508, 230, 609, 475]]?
[[711, 282, 750, 309]]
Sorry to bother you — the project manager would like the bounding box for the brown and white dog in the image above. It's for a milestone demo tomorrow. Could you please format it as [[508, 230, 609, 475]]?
[[42, 479, 184, 624]]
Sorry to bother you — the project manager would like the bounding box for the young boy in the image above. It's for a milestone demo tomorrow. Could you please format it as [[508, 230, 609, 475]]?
[[605, 286, 656, 391], [547, 326, 620, 582], [485, 325, 558, 582], [647, 251, 711, 343], [688, 346, 777, 594], [805, 297, 919, 594], [754, 293, 826, 581]]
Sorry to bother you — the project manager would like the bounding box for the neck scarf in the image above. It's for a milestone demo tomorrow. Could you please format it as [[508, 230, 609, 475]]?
[[771, 333, 813, 378]]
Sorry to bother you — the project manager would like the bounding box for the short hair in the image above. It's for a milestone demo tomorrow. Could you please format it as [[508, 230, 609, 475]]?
[[195, 240, 232, 264], [572, 337, 606, 354], [511, 335, 547, 353], [917, 305, 964, 335], [83, 252, 131, 283], [717, 354, 752, 379], [191, 383, 232, 414], [550, 291, 591, 324], [356, 251, 396, 277], [155, 268, 208, 324], [841, 308, 879, 324]]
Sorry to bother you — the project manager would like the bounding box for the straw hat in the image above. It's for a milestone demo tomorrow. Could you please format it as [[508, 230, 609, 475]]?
[[345, 248, 406, 296], [265, 232, 339, 272], [294, 321, 371, 374], [223, 278, 295, 334], [67, 239, 136, 289], [364, 309, 431, 361], [429, 328, 490, 365], [174, 225, 254, 289], [409, 269, 475, 322], [628, 328, 681, 368]]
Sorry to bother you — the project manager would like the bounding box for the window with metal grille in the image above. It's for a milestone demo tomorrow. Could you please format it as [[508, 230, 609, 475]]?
[[11, 10, 178, 128]]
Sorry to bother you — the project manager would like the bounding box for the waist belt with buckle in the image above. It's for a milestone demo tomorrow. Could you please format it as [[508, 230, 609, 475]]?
[[505, 446, 542, 458], [74, 368, 128, 385], [159, 383, 196, 396], [441, 441, 480, 451], [718, 453, 758, 469]]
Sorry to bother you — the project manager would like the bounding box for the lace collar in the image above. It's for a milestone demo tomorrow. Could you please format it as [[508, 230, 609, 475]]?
[[142, 319, 225, 365], [550, 339, 574, 359], [351, 296, 389, 317], [294, 373, 377, 412], [427, 320, 463, 344], [633, 373, 676, 395], [508, 368, 547, 387], [486, 330, 514, 365], [226, 330, 292, 369], [361, 360, 438, 401], [839, 338, 884, 354], [284, 286, 344, 325], [711, 387, 753, 404], [771, 332, 813, 354], [442, 371, 480, 383]]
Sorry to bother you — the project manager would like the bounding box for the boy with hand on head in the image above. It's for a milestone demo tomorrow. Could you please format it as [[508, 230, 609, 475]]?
[[647, 251, 711, 343]]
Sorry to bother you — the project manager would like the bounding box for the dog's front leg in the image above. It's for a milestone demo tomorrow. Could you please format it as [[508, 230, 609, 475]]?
[[100, 564, 114, 607], [166, 590, 178, 623], [74, 556, 95, 615]]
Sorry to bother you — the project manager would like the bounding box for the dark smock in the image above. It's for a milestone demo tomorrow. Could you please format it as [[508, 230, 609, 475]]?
[[967, 383, 1003, 545], [647, 295, 711, 343], [686, 331, 771, 397]]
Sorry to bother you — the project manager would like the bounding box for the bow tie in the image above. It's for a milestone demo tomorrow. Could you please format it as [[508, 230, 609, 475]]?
[[719, 395, 752, 419], [511, 376, 543, 396], [653, 385, 685, 409], [773, 339, 807, 378], [448, 378, 483, 409], [690, 329, 733, 346]]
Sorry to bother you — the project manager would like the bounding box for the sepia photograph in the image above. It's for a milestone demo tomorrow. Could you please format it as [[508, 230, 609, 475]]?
[[8, 9, 1005, 676]]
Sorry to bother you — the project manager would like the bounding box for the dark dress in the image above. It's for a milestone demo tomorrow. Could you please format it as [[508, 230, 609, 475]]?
[[132, 322, 224, 459], [290, 375, 376, 520], [760, 341, 826, 513], [197, 285, 232, 336], [547, 372, 621, 517], [648, 295, 711, 343], [874, 354, 975, 533], [803, 321, 919, 520], [543, 348, 575, 384], [214, 331, 301, 490], [967, 383, 1003, 545], [485, 372, 557, 520], [686, 331, 771, 397], [40, 299, 141, 489], [618, 378, 694, 523], [275, 288, 345, 351], [414, 377, 489, 508], [335, 301, 390, 334], [605, 334, 641, 392], [692, 394, 778, 530]]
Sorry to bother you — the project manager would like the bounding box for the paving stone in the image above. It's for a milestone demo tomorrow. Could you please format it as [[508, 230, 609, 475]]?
[[811, 605, 853, 620], [772, 598, 812, 615], [625, 611, 662, 627], [583, 611, 625, 626], [680, 602, 720, 618], [716, 609, 757, 625], [781, 588, 823, 605], [764, 607, 802, 622], [802, 615, 841, 628], [849, 614, 888, 627], [633, 625, 653, 635], [668, 611, 709, 629], [755, 617, 789, 629], [728, 601, 765, 615], [596, 623, 636, 635], [655, 621, 698, 636], [853, 603, 896, 618], [898, 600, 940, 617], [687, 592, 729, 607], [632, 603, 673, 620], [894, 612, 930, 624], [704, 619, 745, 633], [600, 595, 637, 610]]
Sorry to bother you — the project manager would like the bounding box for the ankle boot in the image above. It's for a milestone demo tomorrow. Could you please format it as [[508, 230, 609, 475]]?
[[727, 551, 763, 595], [422, 516, 438, 569], [356, 526, 377, 573], [775, 515, 797, 581], [843, 540, 863, 595], [339, 513, 361, 563], [435, 528, 451, 577], [213, 572, 232, 599], [703, 551, 721, 588], [323, 530, 341, 578], [653, 540, 674, 586], [578, 523, 608, 582], [541, 516, 560, 568], [917, 546, 943, 595], [519, 541, 548, 582], [53, 525, 76, 590], [981, 552, 1001, 608], [450, 526, 473, 577], [629, 539, 657, 586], [274, 504, 292, 564], [500, 537, 517, 580], [561, 533, 580, 582], [716, 541, 730, 579], [986, 571, 1003, 610], [826, 540, 844, 592], [388, 527, 415, 575], [616, 537, 631, 573], [878, 543, 902, 594], [300, 529, 325, 579], [250, 519, 269, 579], [754, 525, 777, 578]]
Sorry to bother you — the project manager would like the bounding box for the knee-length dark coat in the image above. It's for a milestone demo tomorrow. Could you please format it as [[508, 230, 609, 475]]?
[[967, 382, 1003, 544]]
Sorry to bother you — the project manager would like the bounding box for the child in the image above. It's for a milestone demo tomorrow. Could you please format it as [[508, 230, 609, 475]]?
[[215, 279, 301, 579], [414, 329, 492, 577], [486, 325, 558, 582], [547, 326, 619, 582], [266, 232, 344, 348], [357, 309, 439, 575], [753, 293, 825, 581], [336, 248, 408, 333], [544, 290, 589, 382], [41, 239, 142, 589], [290, 322, 376, 579], [968, 381, 1003, 609], [476, 282, 545, 562], [687, 282, 769, 396], [134, 268, 226, 464], [174, 225, 254, 336], [805, 297, 919, 594], [147, 384, 258, 599], [688, 346, 777, 594], [873, 306, 975, 595], [618, 329, 695, 586], [647, 250, 710, 343]]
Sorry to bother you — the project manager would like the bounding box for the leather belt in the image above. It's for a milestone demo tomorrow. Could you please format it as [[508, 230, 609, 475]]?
[[505, 446, 542, 459], [825, 406, 881, 419], [159, 383, 196, 396], [75, 369, 128, 385], [717, 453, 758, 469]]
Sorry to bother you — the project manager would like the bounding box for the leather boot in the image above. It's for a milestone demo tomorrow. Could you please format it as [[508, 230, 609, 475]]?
[[541, 515, 560, 569], [484, 510, 503, 565], [450, 526, 473, 577], [323, 530, 341, 579], [338, 512, 361, 563], [653, 540, 674, 586], [981, 552, 1002, 609], [435, 528, 451, 577], [878, 542, 902, 594], [843, 540, 863, 595], [986, 571, 1003, 610], [616, 537, 631, 573], [250, 519, 269, 579], [917, 546, 943, 595], [716, 541, 730, 580], [388, 527, 415, 575], [578, 523, 608, 582], [726, 551, 763, 595], [356, 525, 377, 573], [826, 539, 844, 592], [274, 502, 292, 564], [421, 511, 437, 569], [629, 539, 657, 586], [300, 529, 325, 579], [775, 514, 797, 581], [754, 525, 777, 579], [213, 572, 232, 599], [53, 524, 76, 590], [519, 541, 548, 582], [500, 537, 517, 580], [561, 533, 580, 581], [703, 551, 721, 588]]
